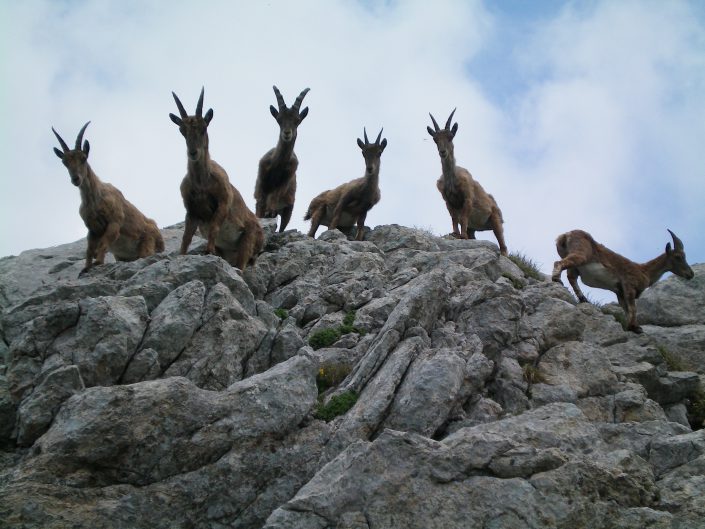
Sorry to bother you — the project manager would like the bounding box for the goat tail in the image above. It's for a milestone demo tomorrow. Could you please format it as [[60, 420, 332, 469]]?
[[303, 208, 312, 221], [155, 235, 165, 253]]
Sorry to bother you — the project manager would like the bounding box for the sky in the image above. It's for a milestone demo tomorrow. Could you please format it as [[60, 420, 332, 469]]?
[[1, 0, 704, 303]]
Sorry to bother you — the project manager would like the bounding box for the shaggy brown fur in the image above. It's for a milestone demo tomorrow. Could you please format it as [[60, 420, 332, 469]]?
[[52, 122, 164, 276], [305, 128, 386, 240], [427, 109, 507, 255], [170, 88, 263, 270], [255, 86, 310, 232], [552, 229, 694, 333]]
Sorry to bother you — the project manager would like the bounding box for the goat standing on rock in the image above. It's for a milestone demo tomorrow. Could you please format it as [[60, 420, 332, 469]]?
[[428, 109, 507, 255], [255, 86, 310, 232], [305, 128, 386, 240], [552, 229, 694, 333], [52, 122, 164, 276], [170, 88, 263, 270]]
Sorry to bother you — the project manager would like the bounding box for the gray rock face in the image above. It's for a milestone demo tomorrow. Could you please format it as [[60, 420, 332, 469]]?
[[0, 224, 703, 529]]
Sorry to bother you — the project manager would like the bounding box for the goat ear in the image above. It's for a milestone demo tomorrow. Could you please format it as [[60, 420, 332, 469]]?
[[169, 113, 183, 126], [204, 108, 214, 125], [427, 126, 435, 137], [83, 140, 90, 156], [357, 138, 365, 149], [665, 242, 672, 255], [451, 123, 458, 136], [380, 138, 388, 151], [270, 105, 279, 119], [53, 147, 64, 159], [299, 107, 309, 120]]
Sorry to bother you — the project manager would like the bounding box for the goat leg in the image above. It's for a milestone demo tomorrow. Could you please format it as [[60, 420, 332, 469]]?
[[80, 232, 99, 276], [355, 212, 367, 241], [180, 215, 198, 254], [567, 268, 588, 303], [279, 204, 294, 233], [94, 222, 120, 266]]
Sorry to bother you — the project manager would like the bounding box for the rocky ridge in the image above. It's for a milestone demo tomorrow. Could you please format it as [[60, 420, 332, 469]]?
[[0, 222, 703, 528]]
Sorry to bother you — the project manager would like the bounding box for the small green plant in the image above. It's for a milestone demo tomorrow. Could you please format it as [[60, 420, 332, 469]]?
[[522, 364, 546, 384], [689, 389, 705, 430], [308, 311, 365, 350], [314, 391, 358, 422], [508, 252, 543, 281], [612, 311, 628, 331], [308, 328, 342, 350], [657, 344, 687, 371], [501, 272, 524, 290], [316, 364, 352, 394], [273, 308, 289, 320]]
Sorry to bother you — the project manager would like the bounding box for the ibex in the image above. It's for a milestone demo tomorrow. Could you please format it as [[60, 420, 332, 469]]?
[[552, 229, 694, 333], [305, 128, 386, 240], [169, 88, 263, 270], [427, 109, 507, 255], [255, 86, 310, 232], [52, 122, 164, 275]]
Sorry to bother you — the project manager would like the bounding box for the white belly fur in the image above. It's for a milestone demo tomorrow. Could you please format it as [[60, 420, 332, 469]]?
[[578, 262, 620, 290]]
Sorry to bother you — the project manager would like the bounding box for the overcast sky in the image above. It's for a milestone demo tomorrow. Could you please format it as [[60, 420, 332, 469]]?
[[1, 0, 704, 302]]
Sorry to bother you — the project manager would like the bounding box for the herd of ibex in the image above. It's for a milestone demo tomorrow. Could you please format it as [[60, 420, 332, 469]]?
[[52, 86, 695, 332]]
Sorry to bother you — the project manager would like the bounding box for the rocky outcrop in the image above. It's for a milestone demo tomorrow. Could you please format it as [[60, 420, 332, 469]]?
[[0, 223, 703, 528]]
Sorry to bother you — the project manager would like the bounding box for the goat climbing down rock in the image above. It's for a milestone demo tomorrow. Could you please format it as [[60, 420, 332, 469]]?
[[552, 229, 694, 333], [255, 86, 310, 232], [305, 128, 386, 240], [427, 109, 507, 255], [170, 87, 263, 270], [52, 122, 164, 276]]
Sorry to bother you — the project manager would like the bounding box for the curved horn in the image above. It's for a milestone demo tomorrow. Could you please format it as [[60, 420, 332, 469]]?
[[52, 127, 70, 152], [293, 87, 310, 111], [195, 87, 205, 117], [445, 108, 457, 130], [363, 127, 369, 145], [667, 229, 684, 251], [272, 85, 286, 110], [75, 121, 90, 150], [429, 113, 440, 132], [375, 127, 384, 145], [172, 92, 188, 118]]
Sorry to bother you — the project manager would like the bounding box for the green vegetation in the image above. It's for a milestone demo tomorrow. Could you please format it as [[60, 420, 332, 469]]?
[[316, 364, 352, 394], [508, 252, 543, 281], [502, 272, 524, 290], [308, 311, 365, 350], [273, 308, 289, 320], [657, 344, 687, 371], [314, 391, 359, 422]]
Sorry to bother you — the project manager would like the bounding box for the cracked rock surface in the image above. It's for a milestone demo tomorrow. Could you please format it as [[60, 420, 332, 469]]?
[[0, 223, 703, 529]]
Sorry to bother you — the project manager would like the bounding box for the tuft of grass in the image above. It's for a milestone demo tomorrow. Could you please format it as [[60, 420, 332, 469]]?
[[657, 344, 687, 371], [522, 364, 546, 384], [274, 308, 289, 320], [315, 391, 358, 422], [308, 311, 365, 350], [502, 272, 524, 290], [316, 364, 352, 394], [508, 252, 543, 281]]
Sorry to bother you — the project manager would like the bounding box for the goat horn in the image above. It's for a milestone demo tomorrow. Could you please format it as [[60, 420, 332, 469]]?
[[375, 128, 384, 145], [196, 87, 205, 118], [293, 87, 310, 111], [75, 121, 90, 150], [445, 108, 457, 130], [52, 127, 70, 152], [172, 92, 188, 119], [272, 86, 286, 111], [363, 127, 369, 145], [429, 113, 440, 132], [667, 229, 684, 251]]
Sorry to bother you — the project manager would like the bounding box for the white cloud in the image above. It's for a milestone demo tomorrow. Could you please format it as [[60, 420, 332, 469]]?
[[1, 0, 703, 303]]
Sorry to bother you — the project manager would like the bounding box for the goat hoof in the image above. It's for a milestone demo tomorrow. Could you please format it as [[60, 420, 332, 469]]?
[[78, 268, 90, 278], [629, 325, 644, 334], [551, 275, 562, 283]]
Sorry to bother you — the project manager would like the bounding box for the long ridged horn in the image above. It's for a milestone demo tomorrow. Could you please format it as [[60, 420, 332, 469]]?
[[292, 87, 310, 111], [272, 85, 286, 111], [172, 92, 188, 118], [667, 229, 684, 251], [52, 127, 69, 152], [429, 113, 440, 132], [195, 87, 205, 117], [375, 128, 384, 145], [445, 108, 457, 130], [75, 121, 90, 150], [363, 127, 369, 145]]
